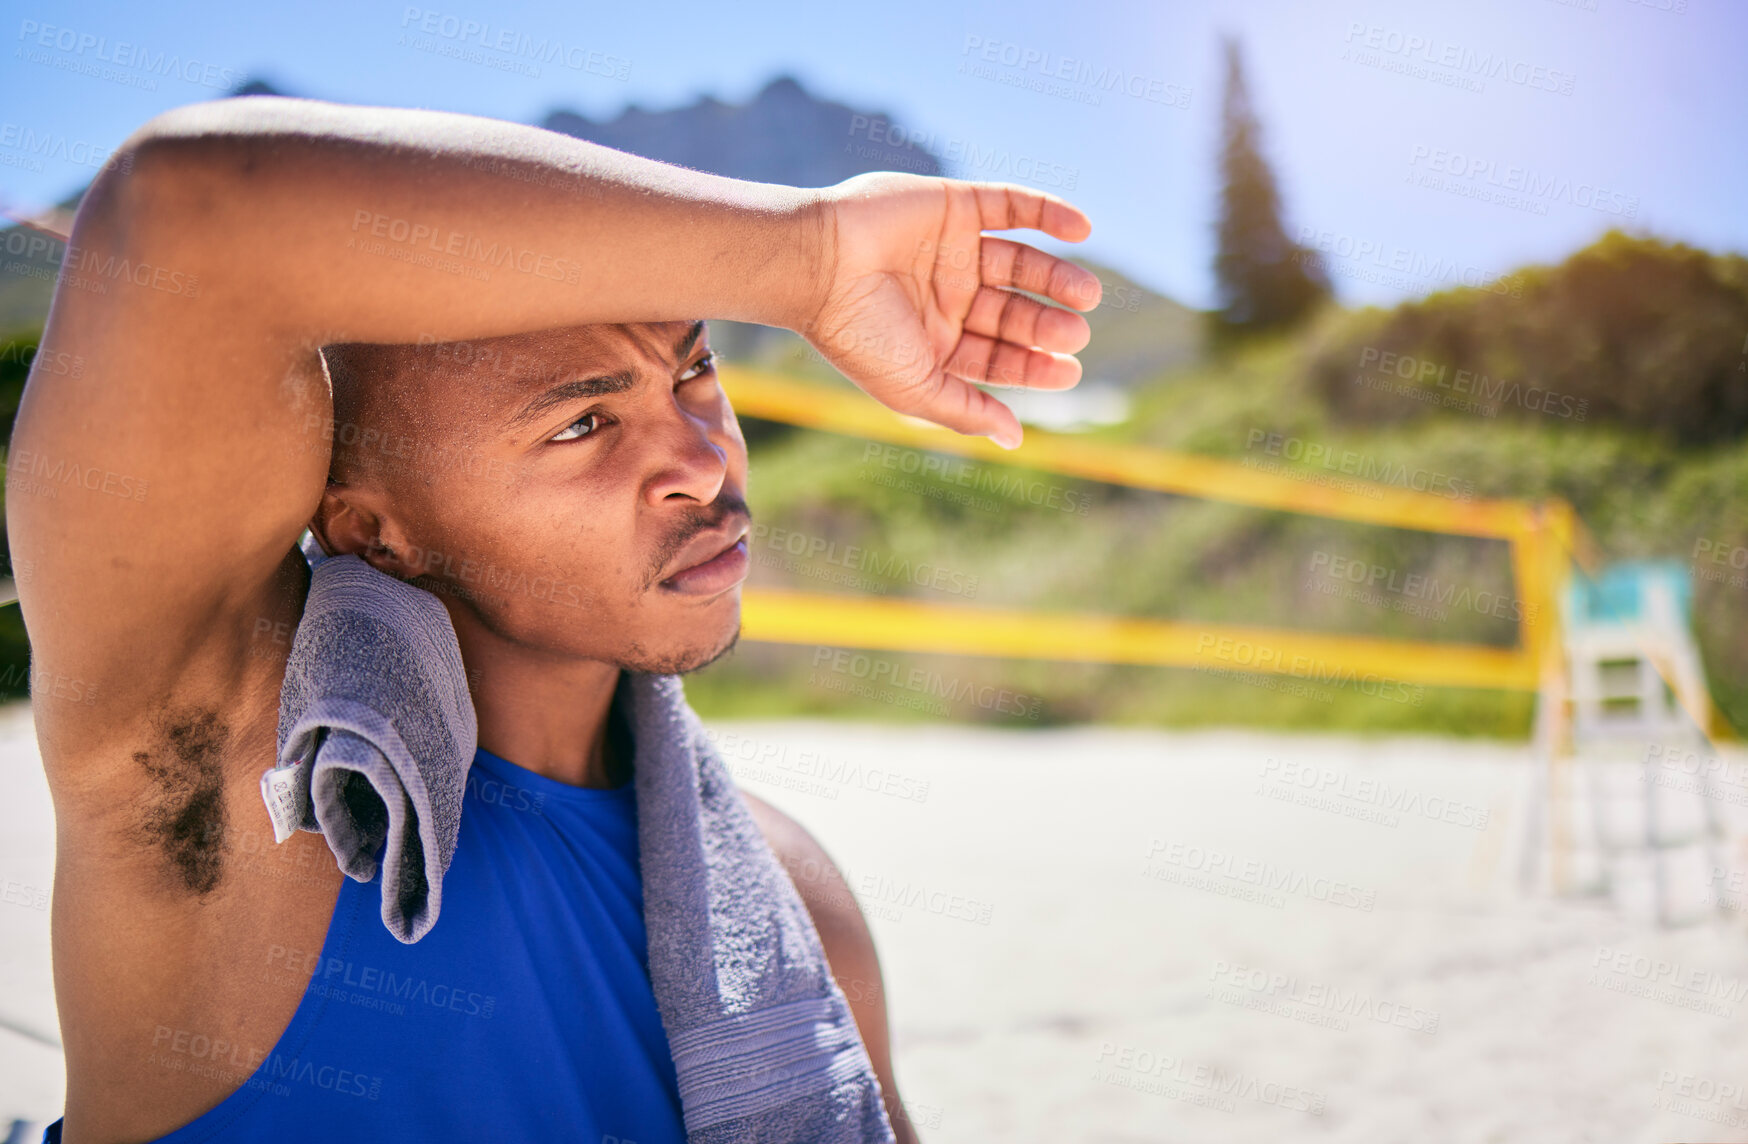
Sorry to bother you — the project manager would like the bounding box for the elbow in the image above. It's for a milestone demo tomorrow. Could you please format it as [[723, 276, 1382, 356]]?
[[74, 114, 209, 248], [86, 95, 349, 247], [71, 99, 297, 258], [116, 94, 340, 177]]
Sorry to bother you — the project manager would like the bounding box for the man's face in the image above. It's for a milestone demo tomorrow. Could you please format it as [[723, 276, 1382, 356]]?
[[319, 320, 750, 675]]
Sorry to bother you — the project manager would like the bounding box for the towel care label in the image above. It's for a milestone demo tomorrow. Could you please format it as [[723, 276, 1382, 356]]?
[[260, 757, 312, 844]]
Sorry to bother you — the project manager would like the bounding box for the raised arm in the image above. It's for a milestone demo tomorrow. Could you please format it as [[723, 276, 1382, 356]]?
[[8, 95, 1098, 774], [97, 95, 1099, 426], [95, 96, 833, 343]]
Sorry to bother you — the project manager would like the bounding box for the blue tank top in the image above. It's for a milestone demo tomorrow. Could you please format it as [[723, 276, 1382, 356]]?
[[48, 746, 690, 1143]]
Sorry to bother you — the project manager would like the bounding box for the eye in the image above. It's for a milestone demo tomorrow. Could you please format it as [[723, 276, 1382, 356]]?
[[549, 410, 605, 443], [679, 352, 716, 382]]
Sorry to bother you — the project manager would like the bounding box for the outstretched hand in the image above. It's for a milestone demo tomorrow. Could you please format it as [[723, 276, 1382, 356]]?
[[801, 172, 1102, 449]]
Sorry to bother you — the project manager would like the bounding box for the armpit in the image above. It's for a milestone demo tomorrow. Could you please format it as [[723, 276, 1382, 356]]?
[[132, 708, 231, 894]]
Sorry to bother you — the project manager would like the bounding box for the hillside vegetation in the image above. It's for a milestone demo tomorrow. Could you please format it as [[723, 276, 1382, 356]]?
[[687, 231, 1748, 737], [1, 231, 1742, 736]]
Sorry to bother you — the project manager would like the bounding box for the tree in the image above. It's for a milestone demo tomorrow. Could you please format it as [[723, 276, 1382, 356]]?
[[1210, 36, 1330, 344]]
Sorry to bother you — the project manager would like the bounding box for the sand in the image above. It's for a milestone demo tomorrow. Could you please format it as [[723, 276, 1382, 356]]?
[[2, 706, 1745, 1142]]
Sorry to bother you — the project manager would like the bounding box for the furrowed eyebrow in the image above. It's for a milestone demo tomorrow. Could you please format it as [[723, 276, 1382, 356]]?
[[507, 370, 637, 431], [673, 320, 706, 362], [505, 321, 708, 433]]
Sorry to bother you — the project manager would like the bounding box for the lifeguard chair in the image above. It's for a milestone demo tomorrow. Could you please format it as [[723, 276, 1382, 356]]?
[[1552, 561, 1730, 925]]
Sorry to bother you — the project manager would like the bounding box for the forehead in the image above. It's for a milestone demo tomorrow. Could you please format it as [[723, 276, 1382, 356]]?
[[414, 320, 700, 386], [365, 320, 702, 432]]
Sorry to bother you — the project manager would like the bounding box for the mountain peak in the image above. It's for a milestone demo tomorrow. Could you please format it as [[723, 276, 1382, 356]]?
[[539, 73, 943, 187], [231, 76, 289, 98], [755, 74, 808, 102]]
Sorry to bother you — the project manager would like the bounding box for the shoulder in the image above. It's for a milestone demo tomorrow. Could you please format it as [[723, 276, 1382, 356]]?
[[738, 790, 886, 1018], [737, 788, 920, 1142], [739, 789, 860, 933]]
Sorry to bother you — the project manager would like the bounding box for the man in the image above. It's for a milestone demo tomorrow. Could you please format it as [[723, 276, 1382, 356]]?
[[9, 95, 1099, 1142]]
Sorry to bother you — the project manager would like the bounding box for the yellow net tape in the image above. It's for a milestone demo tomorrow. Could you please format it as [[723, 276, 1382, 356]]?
[[721, 366, 1562, 691]]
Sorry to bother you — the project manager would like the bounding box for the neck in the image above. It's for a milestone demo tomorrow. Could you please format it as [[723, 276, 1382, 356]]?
[[453, 633, 632, 790]]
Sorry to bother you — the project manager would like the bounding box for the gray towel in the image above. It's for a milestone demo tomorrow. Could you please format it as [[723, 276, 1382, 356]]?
[[266, 534, 477, 944], [268, 533, 896, 1141], [624, 669, 895, 1142]]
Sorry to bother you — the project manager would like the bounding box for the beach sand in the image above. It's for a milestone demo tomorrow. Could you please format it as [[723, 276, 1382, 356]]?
[[3, 706, 1745, 1141]]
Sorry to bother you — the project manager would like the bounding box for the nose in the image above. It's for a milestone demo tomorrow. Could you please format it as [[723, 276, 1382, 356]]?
[[642, 392, 733, 507]]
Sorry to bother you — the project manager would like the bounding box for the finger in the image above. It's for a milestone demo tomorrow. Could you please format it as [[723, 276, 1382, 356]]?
[[887, 371, 1024, 450], [970, 182, 1093, 243], [943, 332, 1083, 391], [977, 237, 1103, 312], [962, 285, 1092, 355]]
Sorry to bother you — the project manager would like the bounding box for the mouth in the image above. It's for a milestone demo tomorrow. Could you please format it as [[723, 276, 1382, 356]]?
[[657, 518, 751, 597]]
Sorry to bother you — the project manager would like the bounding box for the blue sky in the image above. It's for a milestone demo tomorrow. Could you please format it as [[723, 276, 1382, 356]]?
[[3, 0, 1742, 309]]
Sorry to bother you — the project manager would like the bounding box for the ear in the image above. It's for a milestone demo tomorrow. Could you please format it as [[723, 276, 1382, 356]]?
[[308, 483, 423, 581]]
